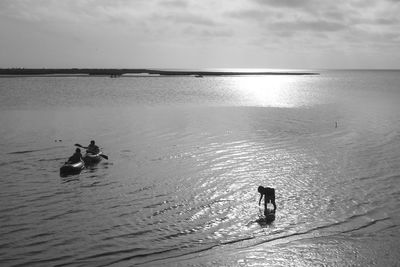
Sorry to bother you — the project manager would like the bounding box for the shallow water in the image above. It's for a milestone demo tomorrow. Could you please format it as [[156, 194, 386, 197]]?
[[0, 71, 400, 266]]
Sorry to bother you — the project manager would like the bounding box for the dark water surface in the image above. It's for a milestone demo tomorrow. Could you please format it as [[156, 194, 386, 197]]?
[[1, 71, 400, 266]]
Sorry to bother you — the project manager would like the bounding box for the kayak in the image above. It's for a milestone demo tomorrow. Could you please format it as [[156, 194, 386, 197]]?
[[83, 152, 103, 165], [60, 160, 85, 176]]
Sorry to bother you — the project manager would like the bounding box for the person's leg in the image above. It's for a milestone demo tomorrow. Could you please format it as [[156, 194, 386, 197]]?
[[270, 188, 276, 211]]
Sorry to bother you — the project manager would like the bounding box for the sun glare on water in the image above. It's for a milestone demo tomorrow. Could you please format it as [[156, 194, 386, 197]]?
[[231, 75, 309, 108]]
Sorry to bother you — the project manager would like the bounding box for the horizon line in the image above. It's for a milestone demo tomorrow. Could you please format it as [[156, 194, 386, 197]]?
[[0, 68, 320, 77]]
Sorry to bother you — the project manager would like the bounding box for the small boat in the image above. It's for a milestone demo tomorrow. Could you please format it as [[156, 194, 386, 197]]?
[[60, 160, 85, 176], [83, 152, 103, 165]]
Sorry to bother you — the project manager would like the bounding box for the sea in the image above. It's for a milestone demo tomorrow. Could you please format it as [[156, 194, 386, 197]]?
[[0, 70, 399, 266]]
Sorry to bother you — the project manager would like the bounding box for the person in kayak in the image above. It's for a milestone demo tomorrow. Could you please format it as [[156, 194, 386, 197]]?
[[67, 148, 83, 164], [86, 140, 100, 154], [258, 186, 276, 212]]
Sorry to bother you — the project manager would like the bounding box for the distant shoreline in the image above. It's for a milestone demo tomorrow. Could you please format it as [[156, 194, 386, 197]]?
[[0, 68, 319, 77]]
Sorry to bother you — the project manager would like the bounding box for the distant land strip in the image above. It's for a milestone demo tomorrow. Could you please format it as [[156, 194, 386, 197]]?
[[0, 68, 318, 77]]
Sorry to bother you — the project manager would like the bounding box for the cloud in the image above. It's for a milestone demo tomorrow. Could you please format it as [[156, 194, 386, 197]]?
[[252, 0, 318, 9], [159, 0, 188, 8], [0, 0, 155, 23], [153, 13, 218, 27], [226, 9, 273, 22], [271, 20, 346, 33], [375, 18, 399, 25], [1, 0, 400, 68], [183, 26, 234, 38]]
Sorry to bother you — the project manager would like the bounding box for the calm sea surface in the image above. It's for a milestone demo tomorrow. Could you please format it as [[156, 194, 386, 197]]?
[[0, 70, 399, 266]]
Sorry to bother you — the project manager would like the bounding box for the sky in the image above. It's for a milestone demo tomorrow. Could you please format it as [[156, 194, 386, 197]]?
[[0, 0, 399, 69]]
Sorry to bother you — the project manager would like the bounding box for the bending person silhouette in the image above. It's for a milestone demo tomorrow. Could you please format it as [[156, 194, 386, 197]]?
[[258, 186, 276, 212]]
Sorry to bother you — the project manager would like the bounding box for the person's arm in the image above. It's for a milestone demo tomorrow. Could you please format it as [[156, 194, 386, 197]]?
[[258, 194, 263, 205]]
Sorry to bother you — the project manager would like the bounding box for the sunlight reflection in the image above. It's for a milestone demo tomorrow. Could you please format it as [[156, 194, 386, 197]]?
[[231, 76, 308, 108]]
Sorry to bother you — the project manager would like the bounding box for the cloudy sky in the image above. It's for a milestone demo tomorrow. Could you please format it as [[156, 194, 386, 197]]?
[[1, 0, 399, 69]]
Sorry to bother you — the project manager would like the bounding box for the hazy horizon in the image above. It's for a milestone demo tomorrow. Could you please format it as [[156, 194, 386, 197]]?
[[1, 0, 400, 70], [1, 67, 400, 70]]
